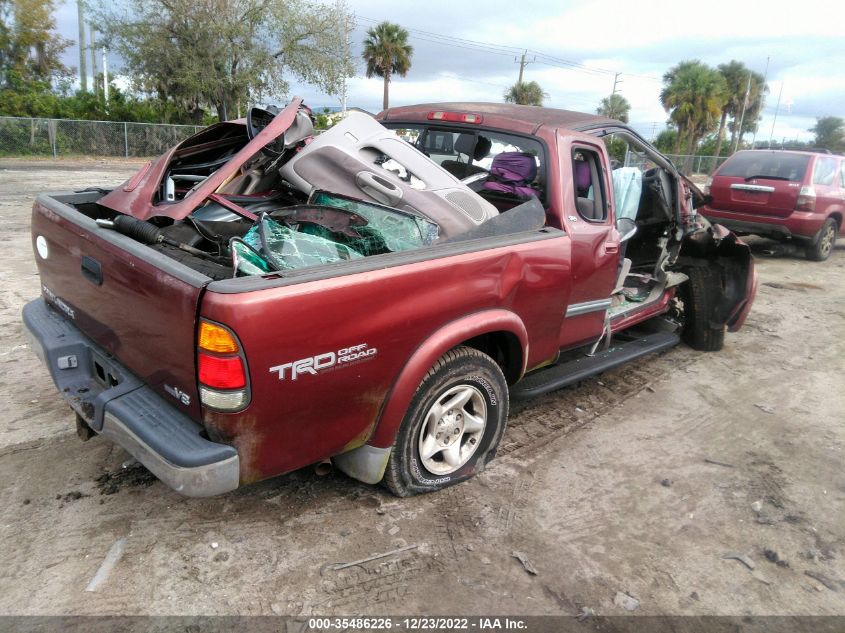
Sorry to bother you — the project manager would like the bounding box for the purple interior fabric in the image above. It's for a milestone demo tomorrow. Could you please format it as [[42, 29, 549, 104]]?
[[574, 160, 591, 191], [482, 152, 539, 198]]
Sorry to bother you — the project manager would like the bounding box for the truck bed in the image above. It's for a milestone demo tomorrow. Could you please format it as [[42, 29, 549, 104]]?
[[30, 190, 572, 486]]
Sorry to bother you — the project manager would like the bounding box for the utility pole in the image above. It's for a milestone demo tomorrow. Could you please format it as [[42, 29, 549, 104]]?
[[77, 0, 87, 91], [515, 50, 535, 84], [90, 27, 98, 96], [650, 122, 657, 142], [768, 81, 784, 149], [608, 72, 622, 118], [340, 3, 351, 117], [751, 56, 770, 148], [732, 72, 753, 153], [102, 48, 109, 105]]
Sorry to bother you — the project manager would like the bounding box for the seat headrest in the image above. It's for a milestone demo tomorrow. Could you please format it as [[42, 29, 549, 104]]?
[[453, 133, 477, 157], [473, 135, 492, 160]]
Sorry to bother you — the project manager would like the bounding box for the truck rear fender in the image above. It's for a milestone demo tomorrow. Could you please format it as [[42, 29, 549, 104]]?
[[368, 309, 528, 450]]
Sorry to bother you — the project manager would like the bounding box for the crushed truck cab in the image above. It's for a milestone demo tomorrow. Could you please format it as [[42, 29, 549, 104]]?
[[24, 100, 756, 497]]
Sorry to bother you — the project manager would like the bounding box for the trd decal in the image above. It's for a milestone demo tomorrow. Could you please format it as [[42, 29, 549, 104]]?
[[269, 343, 378, 381]]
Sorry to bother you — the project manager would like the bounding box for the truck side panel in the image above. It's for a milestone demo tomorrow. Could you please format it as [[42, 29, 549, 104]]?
[[200, 233, 571, 483]]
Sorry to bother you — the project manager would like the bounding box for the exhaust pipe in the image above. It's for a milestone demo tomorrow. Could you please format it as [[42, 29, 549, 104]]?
[[314, 459, 333, 477]]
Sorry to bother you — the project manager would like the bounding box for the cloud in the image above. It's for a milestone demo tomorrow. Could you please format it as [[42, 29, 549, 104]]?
[[52, 0, 842, 143]]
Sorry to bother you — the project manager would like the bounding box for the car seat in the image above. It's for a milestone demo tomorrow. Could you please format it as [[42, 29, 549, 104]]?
[[442, 134, 492, 179], [574, 159, 601, 220]]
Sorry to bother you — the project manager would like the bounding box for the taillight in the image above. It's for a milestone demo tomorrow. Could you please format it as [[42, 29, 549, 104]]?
[[703, 177, 712, 196], [796, 186, 816, 212], [198, 353, 245, 389], [427, 111, 483, 124], [197, 319, 249, 411]]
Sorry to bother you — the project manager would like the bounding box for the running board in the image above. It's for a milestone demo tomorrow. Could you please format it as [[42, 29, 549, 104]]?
[[513, 331, 680, 399]]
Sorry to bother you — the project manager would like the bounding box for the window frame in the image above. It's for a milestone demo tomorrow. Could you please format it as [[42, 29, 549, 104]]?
[[384, 121, 550, 206], [571, 145, 609, 224]]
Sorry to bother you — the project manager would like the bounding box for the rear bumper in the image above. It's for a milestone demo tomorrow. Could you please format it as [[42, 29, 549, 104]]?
[[701, 207, 827, 240], [22, 298, 239, 498]]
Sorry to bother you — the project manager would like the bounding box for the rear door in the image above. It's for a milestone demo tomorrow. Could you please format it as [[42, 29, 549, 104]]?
[[32, 194, 207, 420], [709, 151, 811, 217]]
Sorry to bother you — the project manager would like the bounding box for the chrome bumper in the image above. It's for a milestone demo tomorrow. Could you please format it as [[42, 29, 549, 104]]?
[[22, 298, 239, 498]]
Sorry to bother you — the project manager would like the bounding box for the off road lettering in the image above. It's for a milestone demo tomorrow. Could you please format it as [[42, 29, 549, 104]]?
[[270, 343, 377, 380]]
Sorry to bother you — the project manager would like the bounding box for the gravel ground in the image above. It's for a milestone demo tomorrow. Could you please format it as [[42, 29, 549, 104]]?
[[0, 159, 843, 617]]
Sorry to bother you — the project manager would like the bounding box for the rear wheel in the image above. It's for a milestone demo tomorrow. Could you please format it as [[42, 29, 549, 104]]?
[[383, 346, 508, 497], [680, 265, 725, 352], [806, 218, 837, 262]]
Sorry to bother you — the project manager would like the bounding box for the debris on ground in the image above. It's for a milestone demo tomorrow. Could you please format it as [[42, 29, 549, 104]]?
[[704, 458, 734, 468], [512, 551, 538, 575], [660, 478, 672, 487], [325, 544, 418, 572], [613, 591, 640, 611], [577, 606, 595, 621], [56, 490, 89, 506], [750, 500, 763, 513], [95, 464, 157, 495], [763, 548, 789, 567], [84, 538, 127, 592], [754, 403, 776, 415], [804, 571, 841, 592], [723, 552, 755, 570]]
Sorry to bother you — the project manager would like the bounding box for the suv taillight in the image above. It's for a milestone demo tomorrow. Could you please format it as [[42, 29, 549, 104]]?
[[197, 320, 249, 411], [796, 185, 816, 212]]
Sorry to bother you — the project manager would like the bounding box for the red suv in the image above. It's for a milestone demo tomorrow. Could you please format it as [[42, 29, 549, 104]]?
[[701, 149, 844, 261]]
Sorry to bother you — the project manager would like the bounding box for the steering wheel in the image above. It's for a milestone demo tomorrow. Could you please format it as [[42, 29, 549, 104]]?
[[247, 105, 286, 157]]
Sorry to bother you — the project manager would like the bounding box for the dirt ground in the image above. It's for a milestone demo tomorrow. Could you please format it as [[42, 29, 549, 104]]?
[[0, 159, 843, 618]]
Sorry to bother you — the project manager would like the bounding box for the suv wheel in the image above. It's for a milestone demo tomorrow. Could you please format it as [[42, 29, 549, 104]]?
[[806, 218, 837, 262], [383, 346, 508, 497], [680, 265, 726, 352]]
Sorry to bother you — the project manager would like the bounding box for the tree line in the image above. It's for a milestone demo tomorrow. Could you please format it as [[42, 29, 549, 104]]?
[[1, 3, 842, 153]]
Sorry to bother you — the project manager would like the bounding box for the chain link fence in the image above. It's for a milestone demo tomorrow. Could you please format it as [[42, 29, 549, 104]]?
[[0, 116, 206, 159], [625, 150, 730, 176]]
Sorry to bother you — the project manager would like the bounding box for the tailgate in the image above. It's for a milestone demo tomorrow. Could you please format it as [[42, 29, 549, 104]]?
[[710, 176, 799, 217], [31, 192, 208, 421], [709, 152, 810, 218]]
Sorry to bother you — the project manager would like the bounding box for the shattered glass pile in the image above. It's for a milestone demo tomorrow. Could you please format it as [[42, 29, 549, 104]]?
[[234, 217, 363, 275], [232, 193, 439, 276]]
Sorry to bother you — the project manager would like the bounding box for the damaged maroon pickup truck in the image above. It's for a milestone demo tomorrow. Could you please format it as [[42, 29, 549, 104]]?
[[23, 98, 756, 497]]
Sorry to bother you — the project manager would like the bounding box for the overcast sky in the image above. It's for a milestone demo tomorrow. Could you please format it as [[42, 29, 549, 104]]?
[[56, 0, 844, 146]]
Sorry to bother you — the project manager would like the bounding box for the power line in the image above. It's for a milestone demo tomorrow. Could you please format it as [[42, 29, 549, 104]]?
[[356, 15, 662, 85]]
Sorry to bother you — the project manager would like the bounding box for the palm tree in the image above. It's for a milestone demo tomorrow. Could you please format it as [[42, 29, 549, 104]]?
[[596, 93, 631, 122], [715, 60, 748, 158], [660, 60, 727, 157], [730, 70, 766, 152], [362, 21, 413, 111], [504, 81, 546, 106]]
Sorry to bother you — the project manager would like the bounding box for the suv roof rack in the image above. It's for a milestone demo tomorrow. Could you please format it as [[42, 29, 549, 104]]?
[[751, 146, 836, 154]]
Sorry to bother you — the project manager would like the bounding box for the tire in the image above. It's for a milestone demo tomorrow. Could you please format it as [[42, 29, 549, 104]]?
[[383, 346, 509, 497], [680, 265, 725, 352], [806, 218, 837, 262]]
